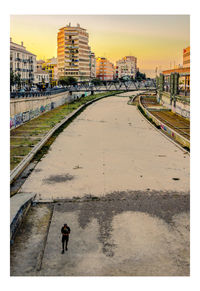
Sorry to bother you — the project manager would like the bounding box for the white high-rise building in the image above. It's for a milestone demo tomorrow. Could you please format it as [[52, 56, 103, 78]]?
[[116, 56, 137, 79]]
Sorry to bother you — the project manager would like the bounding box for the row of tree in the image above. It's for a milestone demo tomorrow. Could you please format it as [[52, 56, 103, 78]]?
[[58, 76, 78, 86], [135, 71, 146, 81], [58, 72, 147, 87], [10, 70, 148, 91]]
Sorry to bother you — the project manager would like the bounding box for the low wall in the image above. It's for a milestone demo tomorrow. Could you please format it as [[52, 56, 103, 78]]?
[[139, 97, 190, 149], [174, 98, 190, 119], [10, 193, 36, 243], [10, 91, 89, 129], [158, 92, 190, 119]]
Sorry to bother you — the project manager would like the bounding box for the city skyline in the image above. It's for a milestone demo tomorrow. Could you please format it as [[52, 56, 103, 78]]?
[[10, 15, 190, 77]]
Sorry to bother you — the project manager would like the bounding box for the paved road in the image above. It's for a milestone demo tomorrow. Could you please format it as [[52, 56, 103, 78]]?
[[11, 93, 190, 276]]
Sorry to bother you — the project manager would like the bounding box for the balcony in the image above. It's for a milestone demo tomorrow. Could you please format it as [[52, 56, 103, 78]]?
[[65, 45, 79, 49], [68, 57, 79, 61], [65, 52, 79, 56], [65, 41, 78, 45], [65, 32, 78, 36]]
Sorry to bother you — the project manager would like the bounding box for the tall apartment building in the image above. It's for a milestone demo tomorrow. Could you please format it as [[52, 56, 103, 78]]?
[[96, 57, 114, 80], [116, 56, 137, 79], [89, 51, 96, 79], [57, 23, 90, 81], [10, 38, 36, 87]]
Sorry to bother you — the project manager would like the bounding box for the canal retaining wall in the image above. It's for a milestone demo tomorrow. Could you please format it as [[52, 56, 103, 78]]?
[[157, 92, 190, 119], [139, 96, 190, 149], [10, 91, 89, 129]]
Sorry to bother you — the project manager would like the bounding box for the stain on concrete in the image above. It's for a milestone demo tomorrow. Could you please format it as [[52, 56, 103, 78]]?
[[43, 174, 74, 184], [55, 190, 190, 257], [10, 189, 190, 276], [35, 168, 42, 173]]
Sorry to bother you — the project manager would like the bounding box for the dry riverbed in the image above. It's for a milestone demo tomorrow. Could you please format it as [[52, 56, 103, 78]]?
[[11, 93, 190, 276]]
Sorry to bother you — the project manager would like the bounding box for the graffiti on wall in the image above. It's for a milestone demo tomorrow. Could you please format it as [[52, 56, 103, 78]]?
[[22, 111, 30, 123], [161, 94, 190, 119], [176, 105, 190, 119], [10, 101, 53, 129], [51, 102, 55, 110], [10, 93, 89, 129], [14, 113, 23, 127]]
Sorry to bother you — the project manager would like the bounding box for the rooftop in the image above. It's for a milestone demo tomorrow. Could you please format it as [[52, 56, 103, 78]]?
[[10, 39, 36, 56], [36, 69, 49, 75]]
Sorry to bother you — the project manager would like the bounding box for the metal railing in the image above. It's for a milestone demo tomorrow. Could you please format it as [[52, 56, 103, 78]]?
[[10, 88, 68, 99], [10, 80, 156, 99]]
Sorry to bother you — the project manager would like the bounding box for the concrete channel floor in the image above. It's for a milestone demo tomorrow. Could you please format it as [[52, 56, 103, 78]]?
[[11, 92, 190, 276]]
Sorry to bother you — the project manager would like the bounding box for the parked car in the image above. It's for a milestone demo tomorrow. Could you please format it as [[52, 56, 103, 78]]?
[[30, 87, 38, 92], [45, 88, 52, 92], [18, 89, 26, 93]]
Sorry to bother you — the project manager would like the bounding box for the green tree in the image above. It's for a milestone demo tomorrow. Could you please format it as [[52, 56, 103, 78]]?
[[15, 73, 21, 90], [58, 77, 66, 86], [59, 76, 77, 86], [91, 78, 101, 86], [10, 69, 15, 91], [135, 71, 146, 81], [67, 76, 77, 85]]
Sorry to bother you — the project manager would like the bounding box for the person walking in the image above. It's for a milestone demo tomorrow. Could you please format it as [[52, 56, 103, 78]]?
[[61, 223, 71, 254]]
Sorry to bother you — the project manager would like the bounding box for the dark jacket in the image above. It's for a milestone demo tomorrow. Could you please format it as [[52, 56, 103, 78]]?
[[61, 226, 71, 237]]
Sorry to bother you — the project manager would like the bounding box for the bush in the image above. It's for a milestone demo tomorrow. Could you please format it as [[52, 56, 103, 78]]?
[[59, 76, 77, 86]]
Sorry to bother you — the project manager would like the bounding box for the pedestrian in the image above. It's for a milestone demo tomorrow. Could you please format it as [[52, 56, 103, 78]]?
[[61, 223, 71, 254]]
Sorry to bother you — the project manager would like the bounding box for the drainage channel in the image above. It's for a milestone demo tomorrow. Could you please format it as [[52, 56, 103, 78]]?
[[10, 92, 123, 196]]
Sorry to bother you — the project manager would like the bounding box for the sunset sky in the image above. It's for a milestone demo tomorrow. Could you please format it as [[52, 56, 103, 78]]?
[[10, 15, 190, 77]]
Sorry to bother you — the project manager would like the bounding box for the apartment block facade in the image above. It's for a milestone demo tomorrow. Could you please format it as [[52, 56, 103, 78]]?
[[42, 58, 58, 86], [57, 23, 90, 81], [89, 51, 96, 79], [10, 38, 36, 86], [34, 69, 50, 86], [96, 57, 114, 80], [116, 56, 137, 79]]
